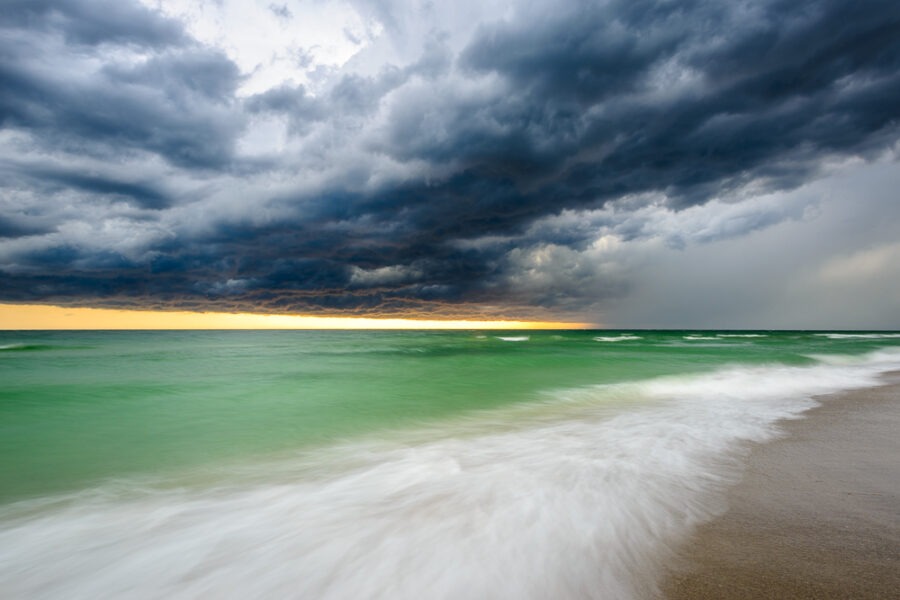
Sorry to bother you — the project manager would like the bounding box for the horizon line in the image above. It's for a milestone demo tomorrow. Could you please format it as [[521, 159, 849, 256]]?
[[0, 303, 592, 330]]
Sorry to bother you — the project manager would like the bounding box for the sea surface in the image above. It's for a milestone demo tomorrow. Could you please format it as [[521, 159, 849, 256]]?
[[2, 330, 900, 599]]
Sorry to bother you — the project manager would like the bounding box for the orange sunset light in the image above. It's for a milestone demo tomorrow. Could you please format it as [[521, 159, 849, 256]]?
[[0, 304, 591, 330]]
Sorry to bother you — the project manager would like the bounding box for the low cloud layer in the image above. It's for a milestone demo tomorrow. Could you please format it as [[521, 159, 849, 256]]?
[[1, 0, 899, 325]]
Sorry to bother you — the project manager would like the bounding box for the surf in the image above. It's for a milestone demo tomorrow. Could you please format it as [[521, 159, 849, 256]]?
[[2, 348, 898, 600]]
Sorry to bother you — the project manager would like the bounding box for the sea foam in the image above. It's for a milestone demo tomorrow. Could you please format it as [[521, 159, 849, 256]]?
[[594, 334, 642, 342], [1, 349, 898, 600], [717, 333, 768, 338], [815, 332, 900, 339]]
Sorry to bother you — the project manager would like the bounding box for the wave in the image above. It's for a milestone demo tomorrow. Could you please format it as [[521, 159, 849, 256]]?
[[814, 333, 900, 339], [2, 349, 898, 600], [683, 335, 718, 340], [496, 336, 529, 341], [716, 334, 768, 338], [0, 343, 55, 352], [594, 334, 642, 342]]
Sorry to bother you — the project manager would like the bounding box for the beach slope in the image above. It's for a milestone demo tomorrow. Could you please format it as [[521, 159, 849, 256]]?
[[664, 378, 900, 599]]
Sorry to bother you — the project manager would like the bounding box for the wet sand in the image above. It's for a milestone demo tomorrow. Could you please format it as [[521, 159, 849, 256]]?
[[664, 375, 900, 599]]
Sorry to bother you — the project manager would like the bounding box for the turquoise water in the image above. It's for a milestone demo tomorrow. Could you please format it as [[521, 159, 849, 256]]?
[[0, 329, 890, 502], [1, 330, 899, 599]]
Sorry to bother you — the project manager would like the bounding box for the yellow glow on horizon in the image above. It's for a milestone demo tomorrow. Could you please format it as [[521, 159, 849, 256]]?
[[0, 304, 590, 330]]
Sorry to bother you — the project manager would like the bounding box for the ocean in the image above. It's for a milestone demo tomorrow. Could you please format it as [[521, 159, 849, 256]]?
[[2, 330, 899, 599]]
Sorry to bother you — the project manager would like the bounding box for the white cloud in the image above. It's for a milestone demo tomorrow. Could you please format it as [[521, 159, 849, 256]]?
[[140, 0, 381, 96]]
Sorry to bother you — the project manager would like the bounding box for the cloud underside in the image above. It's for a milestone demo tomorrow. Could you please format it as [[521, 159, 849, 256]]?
[[1, 0, 899, 322]]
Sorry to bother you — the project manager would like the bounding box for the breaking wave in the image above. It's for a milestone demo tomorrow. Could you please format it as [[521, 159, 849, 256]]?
[[594, 334, 642, 342], [1, 349, 898, 600]]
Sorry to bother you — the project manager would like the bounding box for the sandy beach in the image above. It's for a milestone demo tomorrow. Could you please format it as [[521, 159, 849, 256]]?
[[664, 375, 900, 599]]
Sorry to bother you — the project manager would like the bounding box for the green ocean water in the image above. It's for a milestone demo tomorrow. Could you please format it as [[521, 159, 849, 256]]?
[[2, 329, 898, 504], [3, 329, 900, 599]]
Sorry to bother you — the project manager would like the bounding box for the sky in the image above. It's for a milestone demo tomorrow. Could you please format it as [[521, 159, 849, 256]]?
[[1, 0, 899, 328]]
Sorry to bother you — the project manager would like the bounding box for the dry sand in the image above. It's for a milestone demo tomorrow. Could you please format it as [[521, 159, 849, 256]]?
[[663, 375, 900, 599]]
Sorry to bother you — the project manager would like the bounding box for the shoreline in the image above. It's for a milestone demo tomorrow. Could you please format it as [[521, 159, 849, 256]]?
[[662, 374, 900, 599]]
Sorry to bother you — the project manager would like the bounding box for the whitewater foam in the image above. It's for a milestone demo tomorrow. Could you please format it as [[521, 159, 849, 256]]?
[[1, 349, 898, 600], [815, 333, 900, 339], [594, 334, 642, 342], [496, 336, 529, 341], [716, 334, 768, 338]]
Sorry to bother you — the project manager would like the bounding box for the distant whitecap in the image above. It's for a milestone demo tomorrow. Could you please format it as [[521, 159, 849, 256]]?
[[594, 335, 642, 342], [815, 333, 900, 339], [716, 334, 768, 338]]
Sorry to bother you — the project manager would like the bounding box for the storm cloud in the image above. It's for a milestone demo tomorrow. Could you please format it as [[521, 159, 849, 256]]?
[[1, 0, 899, 324]]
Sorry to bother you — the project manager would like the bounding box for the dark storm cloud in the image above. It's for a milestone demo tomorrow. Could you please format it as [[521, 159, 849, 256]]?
[[1, 0, 900, 319], [246, 84, 325, 135], [448, 0, 900, 205], [0, 0, 187, 48], [461, 0, 691, 104], [36, 169, 172, 210], [0, 216, 52, 239], [1, 157, 173, 210], [0, 6, 243, 169]]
